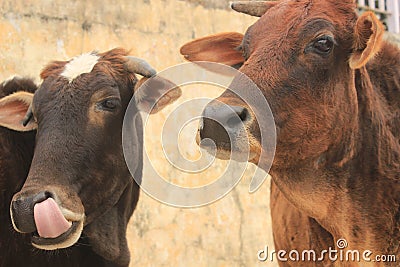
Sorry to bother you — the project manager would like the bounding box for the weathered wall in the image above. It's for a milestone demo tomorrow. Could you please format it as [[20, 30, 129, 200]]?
[[0, 1, 278, 266]]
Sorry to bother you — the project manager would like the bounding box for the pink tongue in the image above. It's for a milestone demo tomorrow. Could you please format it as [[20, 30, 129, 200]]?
[[33, 198, 72, 238]]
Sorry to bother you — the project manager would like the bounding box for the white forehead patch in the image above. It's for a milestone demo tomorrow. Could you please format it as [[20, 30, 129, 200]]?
[[61, 53, 100, 83]]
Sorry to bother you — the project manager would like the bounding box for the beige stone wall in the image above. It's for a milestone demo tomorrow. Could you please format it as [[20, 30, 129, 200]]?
[[0, 1, 277, 266]]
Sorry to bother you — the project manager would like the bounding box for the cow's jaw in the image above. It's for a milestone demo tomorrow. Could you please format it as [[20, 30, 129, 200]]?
[[197, 131, 258, 162], [31, 219, 84, 250], [196, 124, 260, 164]]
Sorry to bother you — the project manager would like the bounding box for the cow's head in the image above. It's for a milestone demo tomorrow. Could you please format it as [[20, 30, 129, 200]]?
[[3, 48, 180, 264], [181, 0, 383, 169]]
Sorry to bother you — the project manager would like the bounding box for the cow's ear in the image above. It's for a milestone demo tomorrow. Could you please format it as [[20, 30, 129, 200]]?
[[134, 76, 181, 114], [180, 32, 245, 69], [349, 12, 384, 69], [0, 91, 37, 131]]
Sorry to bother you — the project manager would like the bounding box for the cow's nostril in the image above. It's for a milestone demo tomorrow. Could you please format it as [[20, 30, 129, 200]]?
[[238, 108, 248, 122], [11, 191, 57, 234], [33, 191, 53, 205], [226, 107, 248, 128]]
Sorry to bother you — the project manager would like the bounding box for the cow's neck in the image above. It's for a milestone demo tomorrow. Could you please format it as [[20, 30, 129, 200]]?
[[270, 150, 399, 256], [329, 64, 399, 255], [267, 54, 400, 255], [339, 64, 400, 256]]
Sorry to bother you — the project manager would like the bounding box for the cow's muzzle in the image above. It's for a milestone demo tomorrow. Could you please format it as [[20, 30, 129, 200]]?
[[10, 189, 84, 250], [198, 101, 252, 160]]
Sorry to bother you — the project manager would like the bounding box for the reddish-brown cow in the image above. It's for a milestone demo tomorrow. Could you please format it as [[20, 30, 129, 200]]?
[[181, 0, 399, 266]]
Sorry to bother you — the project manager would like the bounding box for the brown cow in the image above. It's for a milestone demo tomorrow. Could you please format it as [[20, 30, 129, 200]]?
[[0, 49, 180, 267], [181, 0, 400, 266]]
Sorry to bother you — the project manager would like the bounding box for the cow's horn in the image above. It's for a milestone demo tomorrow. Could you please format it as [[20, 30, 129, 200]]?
[[230, 1, 278, 17], [124, 56, 157, 78]]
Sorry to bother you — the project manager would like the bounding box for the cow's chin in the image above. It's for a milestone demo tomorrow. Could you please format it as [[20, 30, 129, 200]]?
[[31, 219, 84, 250], [213, 148, 232, 160], [201, 145, 256, 162], [197, 133, 259, 162]]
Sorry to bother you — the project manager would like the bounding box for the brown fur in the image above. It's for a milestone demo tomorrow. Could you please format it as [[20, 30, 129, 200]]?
[[6, 48, 179, 266], [181, 0, 400, 265], [7, 49, 141, 267]]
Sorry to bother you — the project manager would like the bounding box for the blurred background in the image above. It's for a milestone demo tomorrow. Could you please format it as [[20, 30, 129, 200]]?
[[0, 1, 277, 266]]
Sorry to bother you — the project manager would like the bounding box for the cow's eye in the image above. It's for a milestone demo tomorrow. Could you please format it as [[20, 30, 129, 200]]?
[[98, 98, 120, 111], [310, 36, 335, 55]]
